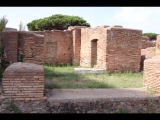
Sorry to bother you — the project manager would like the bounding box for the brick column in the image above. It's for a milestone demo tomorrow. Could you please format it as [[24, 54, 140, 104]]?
[[72, 29, 81, 66]]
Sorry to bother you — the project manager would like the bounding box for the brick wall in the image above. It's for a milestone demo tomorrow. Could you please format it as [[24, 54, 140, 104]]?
[[2, 31, 18, 64], [80, 26, 142, 72], [140, 47, 155, 71], [141, 47, 156, 59], [1, 26, 143, 72], [141, 36, 156, 49], [2, 62, 45, 100], [142, 36, 149, 41], [31, 31, 44, 35], [80, 26, 107, 70], [72, 28, 81, 66], [18, 32, 44, 65], [143, 56, 160, 92], [106, 27, 142, 72], [155, 35, 160, 56], [44, 30, 73, 65]]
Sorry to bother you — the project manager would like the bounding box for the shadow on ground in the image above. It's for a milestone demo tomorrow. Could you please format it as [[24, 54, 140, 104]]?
[[44, 66, 116, 89]]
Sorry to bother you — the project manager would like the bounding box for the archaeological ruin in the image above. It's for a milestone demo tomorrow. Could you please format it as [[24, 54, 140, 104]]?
[[0, 25, 156, 73], [1, 25, 160, 113]]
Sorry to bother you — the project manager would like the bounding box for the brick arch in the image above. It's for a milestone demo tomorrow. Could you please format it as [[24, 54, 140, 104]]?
[[89, 33, 102, 41]]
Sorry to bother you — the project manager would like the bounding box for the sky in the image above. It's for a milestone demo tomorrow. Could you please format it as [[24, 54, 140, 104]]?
[[0, 7, 160, 33]]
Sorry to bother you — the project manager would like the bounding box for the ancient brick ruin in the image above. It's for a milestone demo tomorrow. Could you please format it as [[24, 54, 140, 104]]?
[[143, 35, 160, 93], [1, 25, 160, 113], [81, 26, 142, 72], [143, 56, 160, 92], [44, 30, 73, 65], [141, 36, 156, 49], [0, 25, 156, 72]]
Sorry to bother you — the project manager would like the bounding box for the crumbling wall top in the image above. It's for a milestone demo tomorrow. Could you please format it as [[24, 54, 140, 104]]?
[[3, 62, 43, 75], [142, 36, 150, 41], [68, 26, 89, 30], [2, 27, 17, 31], [106, 26, 142, 32], [111, 25, 123, 28], [44, 30, 72, 35]]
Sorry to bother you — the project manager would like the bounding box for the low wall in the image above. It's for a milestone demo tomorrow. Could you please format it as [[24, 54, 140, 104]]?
[[1, 97, 160, 113], [18, 32, 44, 65], [0, 98, 50, 113], [48, 98, 160, 113], [141, 36, 156, 49], [140, 47, 155, 71], [2, 62, 45, 100]]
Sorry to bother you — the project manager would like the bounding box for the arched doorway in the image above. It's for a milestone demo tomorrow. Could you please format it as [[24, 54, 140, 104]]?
[[91, 39, 98, 67]]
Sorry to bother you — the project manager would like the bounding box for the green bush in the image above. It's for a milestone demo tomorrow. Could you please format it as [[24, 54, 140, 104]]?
[[143, 33, 159, 41], [27, 14, 90, 31]]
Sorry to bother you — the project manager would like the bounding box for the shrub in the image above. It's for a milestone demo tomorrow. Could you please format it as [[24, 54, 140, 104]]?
[[0, 16, 8, 31]]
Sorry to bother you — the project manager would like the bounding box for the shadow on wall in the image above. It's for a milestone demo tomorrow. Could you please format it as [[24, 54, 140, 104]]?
[[140, 55, 146, 71]]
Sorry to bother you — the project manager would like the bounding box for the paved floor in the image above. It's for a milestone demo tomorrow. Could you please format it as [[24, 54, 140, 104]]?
[[0, 85, 159, 102], [46, 88, 159, 102]]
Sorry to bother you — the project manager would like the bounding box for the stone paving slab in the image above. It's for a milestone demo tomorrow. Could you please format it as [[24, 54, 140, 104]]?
[[74, 68, 105, 74], [47, 88, 159, 102]]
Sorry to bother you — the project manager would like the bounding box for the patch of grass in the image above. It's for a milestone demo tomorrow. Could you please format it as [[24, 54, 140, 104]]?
[[146, 87, 158, 95], [44, 65, 143, 89], [6, 102, 22, 113], [118, 108, 128, 114]]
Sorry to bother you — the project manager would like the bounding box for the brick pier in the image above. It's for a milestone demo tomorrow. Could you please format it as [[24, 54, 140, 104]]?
[[2, 62, 46, 100]]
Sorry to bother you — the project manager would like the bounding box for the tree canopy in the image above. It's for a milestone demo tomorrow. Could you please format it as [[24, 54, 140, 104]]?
[[27, 14, 90, 31], [143, 33, 159, 41]]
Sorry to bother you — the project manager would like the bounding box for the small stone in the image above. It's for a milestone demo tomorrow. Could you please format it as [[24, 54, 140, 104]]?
[[120, 102, 125, 106], [74, 107, 78, 110], [138, 104, 143, 107], [87, 111, 92, 113], [30, 111, 37, 113], [142, 108, 147, 111], [76, 102, 84, 106], [52, 103, 60, 107], [92, 110, 98, 113], [130, 109, 139, 113], [87, 110, 98, 113], [126, 106, 133, 111]]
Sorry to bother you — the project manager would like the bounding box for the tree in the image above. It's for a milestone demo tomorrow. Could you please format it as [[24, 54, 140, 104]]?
[[0, 16, 8, 31], [143, 33, 159, 41], [27, 14, 90, 31], [0, 16, 8, 68], [19, 21, 26, 31]]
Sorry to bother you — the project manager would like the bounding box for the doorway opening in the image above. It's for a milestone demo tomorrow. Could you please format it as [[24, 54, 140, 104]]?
[[91, 39, 98, 67]]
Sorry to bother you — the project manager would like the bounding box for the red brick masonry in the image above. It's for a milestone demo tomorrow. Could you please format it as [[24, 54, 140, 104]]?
[[143, 56, 160, 92], [2, 62, 46, 100]]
